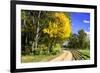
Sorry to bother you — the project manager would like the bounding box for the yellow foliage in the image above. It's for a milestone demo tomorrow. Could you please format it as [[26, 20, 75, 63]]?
[[43, 12, 71, 40]]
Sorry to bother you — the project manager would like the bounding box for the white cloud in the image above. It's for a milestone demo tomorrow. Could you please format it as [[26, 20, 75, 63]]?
[[83, 20, 90, 24], [85, 31, 90, 39], [85, 31, 90, 35]]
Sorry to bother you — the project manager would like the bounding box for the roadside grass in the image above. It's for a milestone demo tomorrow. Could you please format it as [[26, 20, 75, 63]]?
[[78, 49, 90, 60], [21, 54, 60, 63], [64, 48, 90, 60]]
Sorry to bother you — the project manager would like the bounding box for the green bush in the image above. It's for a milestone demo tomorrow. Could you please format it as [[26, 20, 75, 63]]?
[[51, 44, 61, 55]]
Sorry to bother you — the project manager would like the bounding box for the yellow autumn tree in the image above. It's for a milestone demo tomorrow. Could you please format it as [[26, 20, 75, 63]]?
[[43, 12, 71, 40], [42, 12, 71, 53]]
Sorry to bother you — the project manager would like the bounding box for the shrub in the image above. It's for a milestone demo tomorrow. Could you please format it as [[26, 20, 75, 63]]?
[[51, 44, 61, 55]]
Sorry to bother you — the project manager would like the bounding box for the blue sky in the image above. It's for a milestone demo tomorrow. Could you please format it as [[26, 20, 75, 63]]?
[[70, 12, 90, 34]]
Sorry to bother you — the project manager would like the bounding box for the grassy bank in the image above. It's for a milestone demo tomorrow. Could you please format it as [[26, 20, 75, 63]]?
[[21, 54, 60, 63], [78, 49, 90, 60]]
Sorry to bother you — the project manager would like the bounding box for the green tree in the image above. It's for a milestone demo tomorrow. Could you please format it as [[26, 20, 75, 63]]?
[[21, 10, 34, 54], [67, 34, 79, 48], [67, 29, 89, 49], [78, 29, 87, 49], [21, 10, 57, 54]]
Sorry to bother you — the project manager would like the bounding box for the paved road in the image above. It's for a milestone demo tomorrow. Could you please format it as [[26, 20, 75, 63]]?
[[50, 50, 73, 62]]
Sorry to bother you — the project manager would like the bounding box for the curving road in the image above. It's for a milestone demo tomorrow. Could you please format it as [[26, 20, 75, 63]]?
[[50, 50, 73, 62]]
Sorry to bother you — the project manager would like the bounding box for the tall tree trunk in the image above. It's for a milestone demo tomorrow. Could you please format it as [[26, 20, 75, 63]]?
[[32, 11, 41, 53]]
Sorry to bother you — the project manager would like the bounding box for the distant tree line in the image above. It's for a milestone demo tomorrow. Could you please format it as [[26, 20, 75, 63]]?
[[66, 29, 90, 49]]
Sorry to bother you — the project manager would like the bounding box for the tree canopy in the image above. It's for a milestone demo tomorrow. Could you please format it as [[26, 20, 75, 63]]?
[[21, 10, 72, 55], [67, 29, 89, 49], [43, 12, 71, 40]]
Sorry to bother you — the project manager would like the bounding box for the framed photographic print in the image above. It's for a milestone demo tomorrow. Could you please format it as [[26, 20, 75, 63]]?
[[10, 0, 97, 73]]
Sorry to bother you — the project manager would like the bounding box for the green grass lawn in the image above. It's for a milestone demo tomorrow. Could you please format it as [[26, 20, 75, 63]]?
[[21, 54, 60, 63], [78, 49, 90, 60], [78, 49, 90, 56], [67, 49, 90, 60]]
